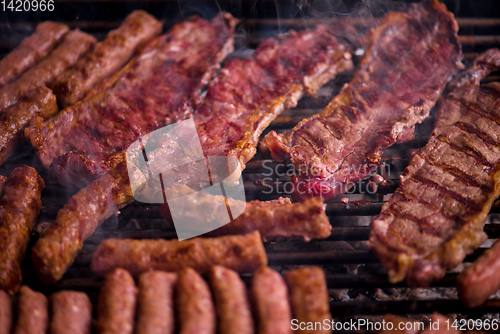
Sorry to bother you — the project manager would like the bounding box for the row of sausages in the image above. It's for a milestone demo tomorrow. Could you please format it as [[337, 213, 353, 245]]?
[[0, 265, 331, 334]]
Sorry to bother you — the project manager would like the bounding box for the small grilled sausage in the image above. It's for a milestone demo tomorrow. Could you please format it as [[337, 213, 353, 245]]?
[[457, 239, 500, 308], [136, 271, 177, 334], [176, 267, 216, 334], [252, 267, 292, 334], [91, 230, 268, 277], [50, 10, 162, 107], [285, 266, 331, 334], [13, 286, 49, 334], [49, 291, 92, 334], [0, 166, 45, 295], [97, 268, 137, 334], [0, 290, 12, 334], [0, 29, 96, 111], [209, 265, 254, 334], [0, 21, 69, 87]]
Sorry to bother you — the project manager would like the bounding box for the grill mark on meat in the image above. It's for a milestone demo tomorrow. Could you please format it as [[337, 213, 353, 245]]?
[[319, 118, 342, 140], [263, 0, 463, 201], [416, 151, 491, 192], [411, 174, 480, 211], [453, 97, 500, 126], [436, 134, 495, 169], [369, 48, 500, 287]]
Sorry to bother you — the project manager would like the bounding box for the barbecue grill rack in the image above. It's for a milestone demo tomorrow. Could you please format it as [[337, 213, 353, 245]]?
[[1, 0, 500, 330]]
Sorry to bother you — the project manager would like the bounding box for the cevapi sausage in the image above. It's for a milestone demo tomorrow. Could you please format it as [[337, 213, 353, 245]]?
[[176, 267, 216, 334], [13, 286, 49, 334], [285, 266, 332, 334], [209, 265, 254, 334], [0, 21, 69, 87], [97, 268, 137, 334], [91, 230, 268, 277], [0, 166, 45, 295], [50, 10, 162, 107], [49, 291, 92, 334], [252, 267, 292, 334], [0, 290, 12, 334], [136, 271, 177, 334]]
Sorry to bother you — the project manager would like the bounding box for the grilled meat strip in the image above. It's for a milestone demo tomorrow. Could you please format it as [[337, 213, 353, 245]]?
[[285, 266, 332, 334], [369, 48, 500, 286], [0, 290, 12, 334], [252, 266, 292, 334], [0, 166, 45, 295], [136, 271, 177, 334], [91, 230, 268, 277], [457, 239, 500, 308], [96, 268, 137, 334], [49, 291, 92, 334], [176, 267, 216, 334], [209, 265, 254, 334], [0, 86, 58, 166], [13, 286, 49, 334], [160, 195, 331, 241], [0, 22, 69, 87], [0, 29, 96, 111], [263, 0, 463, 201], [28, 13, 237, 187], [50, 10, 162, 108]]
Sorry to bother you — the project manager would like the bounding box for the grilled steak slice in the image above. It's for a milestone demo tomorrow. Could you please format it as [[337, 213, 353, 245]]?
[[0, 166, 44, 295], [50, 10, 162, 108], [0, 86, 58, 166], [49, 291, 92, 334], [176, 267, 216, 334], [0, 29, 96, 112], [0, 22, 69, 87], [369, 48, 500, 286], [97, 268, 137, 334], [263, 0, 463, 201], [252, 266, 292, 334], [28, 13, 237, 187], [91, 231, 268, 277], [136, 271, 177, 334], [13, 286, 49, 334], [457, 238, 500, 308], [0, 290, 12, 334], [209, 265, 254, 334], [285, 266, 331, 334]]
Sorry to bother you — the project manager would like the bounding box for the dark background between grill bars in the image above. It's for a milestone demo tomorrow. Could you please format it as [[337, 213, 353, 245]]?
[[0, 0, 499, 330]]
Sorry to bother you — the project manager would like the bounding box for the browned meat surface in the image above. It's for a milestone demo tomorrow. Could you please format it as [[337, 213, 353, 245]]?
[[91, 230, 267, 276], [0, 290, 12, 334], [209, 265, 254, 334], [160, 195, 331, 241], [96, 268, 137, 334], [13, 286, 49, 334], [28, 13, 237, 187], [176, 267, 216, 334], [369, 49, 500, 286], [0, 166, 45, 295], [0, 86, 58, 166], [32, 162, 133, 284], [252, 266, 292, 334], [0, 22, 69, 87], [457, 239, 500, 308], [136, 271, 177, 334], [49, 291, 92, 334], [50, 10, 162, 108], [263, 0, 463, 201], [0, 29, 96, 111], [285, 266, 331, 334], [0, 173, 7, 195]]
